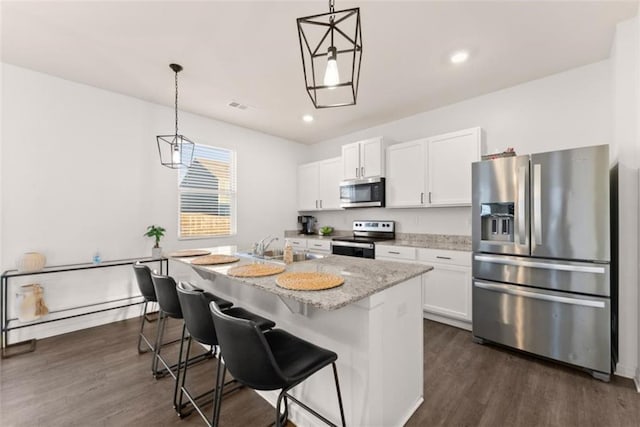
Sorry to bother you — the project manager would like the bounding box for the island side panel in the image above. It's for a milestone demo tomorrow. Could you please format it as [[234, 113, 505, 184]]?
[[191, 268, 424, 427]]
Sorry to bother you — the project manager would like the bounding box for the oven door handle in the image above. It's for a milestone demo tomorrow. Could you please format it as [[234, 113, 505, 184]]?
[[331, 240, 375, 250], [474, 281, 606, 308]]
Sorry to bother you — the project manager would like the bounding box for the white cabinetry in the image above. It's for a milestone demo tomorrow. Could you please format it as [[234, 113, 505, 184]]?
[[342, 137, 388, 180], [376, 244, 472, 330], [418, 248, 472, 330], [386, 139, 427, 208], [385, 127, 482, 208], [427, 127, 482, 206], [297, 157, 342, 211], [286, 237, 332, 254]]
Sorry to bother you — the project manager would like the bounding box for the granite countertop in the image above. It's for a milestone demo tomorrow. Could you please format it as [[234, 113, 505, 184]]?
[[170, 246, 432, 311]]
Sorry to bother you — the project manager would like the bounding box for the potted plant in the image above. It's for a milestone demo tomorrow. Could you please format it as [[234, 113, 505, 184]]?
[[144, 225, 166, 258]]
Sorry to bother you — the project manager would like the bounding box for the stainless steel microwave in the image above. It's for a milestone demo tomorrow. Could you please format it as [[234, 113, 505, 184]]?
[[339, 177, 386, 208]]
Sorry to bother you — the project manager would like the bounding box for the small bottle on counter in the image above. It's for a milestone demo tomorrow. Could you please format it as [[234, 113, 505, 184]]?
[[92, 251, 101, 265], [283, 240, 293, 264]]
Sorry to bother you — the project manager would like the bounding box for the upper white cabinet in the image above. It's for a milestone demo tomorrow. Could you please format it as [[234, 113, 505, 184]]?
[[385, 127, 482, 208], [427, 127, 482, 206], [297, 157, 342, 211], [386, 139, 427, 208], [342, 137, 388, 180]]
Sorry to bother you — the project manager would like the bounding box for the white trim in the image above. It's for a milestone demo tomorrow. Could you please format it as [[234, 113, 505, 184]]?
[[614, 362, 636, 379], [423, 312, 472, 331]]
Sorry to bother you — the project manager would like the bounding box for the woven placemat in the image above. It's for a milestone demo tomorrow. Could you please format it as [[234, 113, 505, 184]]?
[[276, 272, 344, 291], [168, 249, 211, 258], [227, 264, 286, 278], [191, 255, 240, 265]]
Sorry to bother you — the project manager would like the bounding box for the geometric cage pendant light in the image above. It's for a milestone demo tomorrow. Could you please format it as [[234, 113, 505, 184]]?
[[297, 0, 363, 109], [156, 63, 195, 169]]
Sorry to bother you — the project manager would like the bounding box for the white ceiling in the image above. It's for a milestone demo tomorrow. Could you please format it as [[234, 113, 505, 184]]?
[[2, 1, 637, 144]]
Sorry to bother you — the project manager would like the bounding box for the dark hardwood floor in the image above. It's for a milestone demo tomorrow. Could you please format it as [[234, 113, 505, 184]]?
[[1, 317, 638, 426]]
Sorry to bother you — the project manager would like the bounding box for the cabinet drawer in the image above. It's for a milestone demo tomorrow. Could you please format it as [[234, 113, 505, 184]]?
[[307, 239, 331, 252], [288, 239, 307, 250], [376, 245, 416, 260], [417, 248, 470, 266]]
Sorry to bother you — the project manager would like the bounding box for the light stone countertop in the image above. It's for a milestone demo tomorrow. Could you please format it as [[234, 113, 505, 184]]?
[[170, 246, 432, 311]]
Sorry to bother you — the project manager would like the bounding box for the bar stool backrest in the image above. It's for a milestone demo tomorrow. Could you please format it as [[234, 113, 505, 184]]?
[[133, 262, 156, 302], [176, 282, 218, 346], [209, 301, 285, 391], [151, 273, 183, 319]]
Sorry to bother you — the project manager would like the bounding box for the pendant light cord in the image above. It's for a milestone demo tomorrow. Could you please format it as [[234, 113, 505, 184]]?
[[174, 70, 179, 136]]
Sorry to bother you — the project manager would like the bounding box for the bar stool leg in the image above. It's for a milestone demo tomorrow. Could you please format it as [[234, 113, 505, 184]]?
[[152, 311, 167, 376], [137, 301, 153, 354], [332, 363, 346, 427], [173, 323, 187, 409], [212, 360, 226, 427]]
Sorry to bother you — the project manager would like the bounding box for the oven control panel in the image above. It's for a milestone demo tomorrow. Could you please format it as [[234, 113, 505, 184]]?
[[352, 221, 395, 233]]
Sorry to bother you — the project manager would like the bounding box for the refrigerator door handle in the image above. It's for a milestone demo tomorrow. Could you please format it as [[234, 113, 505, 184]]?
[[474, 281, 606, 308], [532, 163, 542, 247], [517, 165, 526, 245], [473, 254, 607, 274]]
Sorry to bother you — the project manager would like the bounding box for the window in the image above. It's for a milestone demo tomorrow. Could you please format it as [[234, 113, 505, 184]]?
[[179, 144, 236, 238]]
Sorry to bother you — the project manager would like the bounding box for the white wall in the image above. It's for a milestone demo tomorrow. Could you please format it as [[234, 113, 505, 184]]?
[[611, 15, 640, 381], [308, 60, 612, 236], [1, 63, 307, 341]]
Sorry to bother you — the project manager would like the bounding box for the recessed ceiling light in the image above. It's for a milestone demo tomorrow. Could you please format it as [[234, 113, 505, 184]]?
[[302, 114, 314, 123], [450, 50, 470, 64]]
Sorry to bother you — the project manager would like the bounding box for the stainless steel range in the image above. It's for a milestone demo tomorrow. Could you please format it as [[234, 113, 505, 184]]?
[[332, 221, 395, 259]]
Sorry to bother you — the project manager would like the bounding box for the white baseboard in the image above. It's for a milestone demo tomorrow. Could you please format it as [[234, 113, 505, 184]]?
[[635, 368, 640, 393], [614, 362, 637, 379], [423, 311, 472, 331]]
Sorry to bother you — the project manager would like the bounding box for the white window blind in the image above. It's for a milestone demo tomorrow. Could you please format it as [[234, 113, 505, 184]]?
[[179, 144, 236, 238]]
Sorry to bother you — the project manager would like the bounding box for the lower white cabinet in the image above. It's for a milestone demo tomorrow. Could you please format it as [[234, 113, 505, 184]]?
[[376, 245, 472, 330], [286, 237, 332, 254]]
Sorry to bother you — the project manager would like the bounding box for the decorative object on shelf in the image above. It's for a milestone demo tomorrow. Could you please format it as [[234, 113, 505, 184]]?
[[481, 147, 516, 161], [156, 63, 195, 169], [144, 225, 165, 258], [319, 226, 334, 236], [16, 252, 46, 273], [296, 0, 362, 109], [92, 251, 101, 265], [276, 272, 345, 291], [15, 284, 49, 322]]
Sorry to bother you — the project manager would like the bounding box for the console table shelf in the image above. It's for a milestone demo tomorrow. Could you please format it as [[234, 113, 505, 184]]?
[[1, 257, 168, 358]]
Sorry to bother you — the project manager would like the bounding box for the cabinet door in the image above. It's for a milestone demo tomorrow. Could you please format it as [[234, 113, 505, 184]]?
[[386, 140, 427, 207], [427, 127, 481, 206], [318, 157, 342, 210], [422, 263, 471, 321], [297, 163, 319, 211], [360, 137, 384, 178], [342, 143, 361, 180]]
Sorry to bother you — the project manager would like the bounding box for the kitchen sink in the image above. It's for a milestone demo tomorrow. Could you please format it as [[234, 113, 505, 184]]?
[[236, 250, 325, 263]]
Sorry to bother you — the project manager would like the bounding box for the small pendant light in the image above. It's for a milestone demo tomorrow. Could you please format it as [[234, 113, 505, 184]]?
[[297, 0, 363, 108], [156, 63, 195, 169]]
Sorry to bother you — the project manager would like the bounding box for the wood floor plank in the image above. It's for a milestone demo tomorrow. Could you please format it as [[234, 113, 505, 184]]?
[[1, 317, 639, 426]]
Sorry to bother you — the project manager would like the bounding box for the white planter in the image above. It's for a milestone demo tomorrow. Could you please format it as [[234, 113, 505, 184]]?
[[152, 247, 163, 259], [16, 252, 46, 273]]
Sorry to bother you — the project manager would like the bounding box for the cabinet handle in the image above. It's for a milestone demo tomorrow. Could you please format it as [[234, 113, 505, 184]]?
[[388, 251, 401, 255], [436, 256, 452, 260], [361, 166, 365, 177], [420, 192, 424, 204], [428, 192, 432, 204], [319, 200, 323, 209], [315, 200, 318, 209], [355, 167, 359, 178], [313, 244, 322, 247]]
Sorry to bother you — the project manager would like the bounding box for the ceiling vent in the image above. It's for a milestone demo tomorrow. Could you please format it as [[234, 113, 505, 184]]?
[[228, 101, 248, 110]]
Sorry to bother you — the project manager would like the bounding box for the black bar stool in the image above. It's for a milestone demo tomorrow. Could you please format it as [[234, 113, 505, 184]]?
[[150, 273, 233, 409], [176, 282, 275, 425], [209, 302, 346, 427], [132, 262, 159, 354]]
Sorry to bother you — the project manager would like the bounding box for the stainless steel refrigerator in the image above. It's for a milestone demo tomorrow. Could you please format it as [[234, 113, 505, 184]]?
[[471, 144, 613, 381]]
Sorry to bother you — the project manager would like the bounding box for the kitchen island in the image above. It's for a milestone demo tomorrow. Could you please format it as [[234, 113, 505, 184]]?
[[171, 246, 432, 427]]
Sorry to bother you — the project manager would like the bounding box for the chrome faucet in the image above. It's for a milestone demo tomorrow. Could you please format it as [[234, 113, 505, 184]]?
[[254, 235, 279, 257]]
